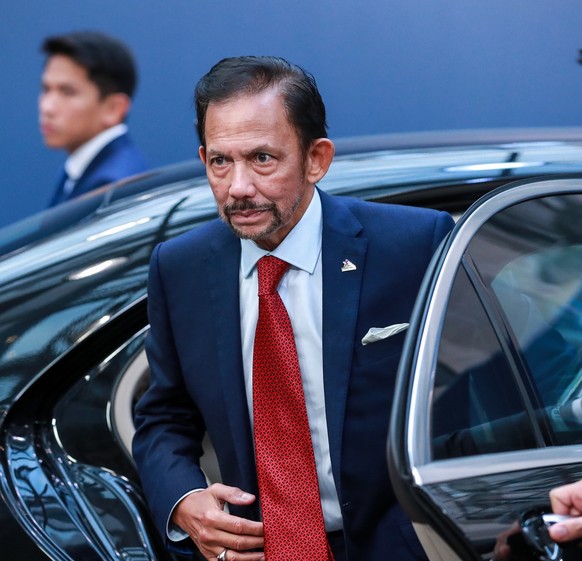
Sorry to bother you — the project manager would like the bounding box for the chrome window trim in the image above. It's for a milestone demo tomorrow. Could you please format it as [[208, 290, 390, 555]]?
[[406, 178, 582, 479], [414, 445, 582, 485]]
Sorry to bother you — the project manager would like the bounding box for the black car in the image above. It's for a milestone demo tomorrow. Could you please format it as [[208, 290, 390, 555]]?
[[1, 129, 582, 560]]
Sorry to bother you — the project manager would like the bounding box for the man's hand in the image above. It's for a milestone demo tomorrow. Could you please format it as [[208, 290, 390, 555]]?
[[172, 483, 264, 560], [549, 480, 582, 542], [492, 521, 520, 561]]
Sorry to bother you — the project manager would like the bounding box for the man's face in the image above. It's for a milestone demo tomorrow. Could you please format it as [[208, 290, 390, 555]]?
[[199, 88, 315, 251], [39, 55, 113, 153]]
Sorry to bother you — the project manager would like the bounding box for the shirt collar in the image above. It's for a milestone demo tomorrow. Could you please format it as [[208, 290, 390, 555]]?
[[241, 189, 322, 277], [65, 123, 128, 181]]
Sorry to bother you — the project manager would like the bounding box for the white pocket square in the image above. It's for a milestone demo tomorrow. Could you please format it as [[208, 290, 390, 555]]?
[[361, 323, 409, 345]]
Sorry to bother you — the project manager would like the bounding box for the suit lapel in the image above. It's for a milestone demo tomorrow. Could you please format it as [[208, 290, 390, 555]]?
[[204, 229, 258, 495], [319, 190, 367, 489]]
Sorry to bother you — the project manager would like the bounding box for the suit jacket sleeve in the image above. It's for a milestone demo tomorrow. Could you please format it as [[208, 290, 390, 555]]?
[[132, 242, 208, 548]]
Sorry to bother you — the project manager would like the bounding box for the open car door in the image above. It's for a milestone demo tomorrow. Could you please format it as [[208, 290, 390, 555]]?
[[389, 177, 582, 561]]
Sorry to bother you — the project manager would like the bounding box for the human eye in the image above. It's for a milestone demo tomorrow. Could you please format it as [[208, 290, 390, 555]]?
[[60, 85, 78, 97], [210, 155, 226, 167], [254, 152, 273, 164]]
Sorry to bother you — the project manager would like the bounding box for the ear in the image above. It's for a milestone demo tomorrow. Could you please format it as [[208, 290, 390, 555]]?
[[304, 138, 335, 184], [198, 145, 207, 165], [101, 93, 132, 127]]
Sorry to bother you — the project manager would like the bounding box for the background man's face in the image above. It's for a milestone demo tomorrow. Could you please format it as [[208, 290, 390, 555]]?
[[39, 55, 111, 153]]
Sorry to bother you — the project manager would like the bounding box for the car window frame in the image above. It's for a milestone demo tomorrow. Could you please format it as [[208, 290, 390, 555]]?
[[392, 175, 582, 487]]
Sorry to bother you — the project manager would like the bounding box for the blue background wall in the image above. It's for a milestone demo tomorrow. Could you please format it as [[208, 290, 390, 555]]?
[[3, 1, 582, 228]]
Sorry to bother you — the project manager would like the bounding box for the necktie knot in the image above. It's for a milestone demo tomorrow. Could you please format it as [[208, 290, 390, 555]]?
[[257, 256, 289, 296]]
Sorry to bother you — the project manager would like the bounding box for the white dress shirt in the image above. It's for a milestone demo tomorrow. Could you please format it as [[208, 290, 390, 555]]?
[[239, 189, 342, 531], [63, 123, 128, 194]]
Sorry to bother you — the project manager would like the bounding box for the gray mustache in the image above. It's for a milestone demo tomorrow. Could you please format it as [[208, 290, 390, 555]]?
[[224, 202, 275, 215]]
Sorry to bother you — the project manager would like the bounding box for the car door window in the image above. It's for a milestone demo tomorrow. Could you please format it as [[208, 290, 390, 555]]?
[[432, 193, 582, 459]]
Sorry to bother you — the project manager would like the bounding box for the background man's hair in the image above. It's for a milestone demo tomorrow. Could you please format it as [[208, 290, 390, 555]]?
[[42, 30, 137, 98]]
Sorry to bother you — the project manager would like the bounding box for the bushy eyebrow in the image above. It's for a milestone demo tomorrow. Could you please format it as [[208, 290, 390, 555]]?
[[206, 144, 275, 159]]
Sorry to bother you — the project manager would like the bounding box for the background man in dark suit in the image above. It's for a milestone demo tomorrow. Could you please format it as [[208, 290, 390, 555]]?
[[39, 30, 147, 207], [132, 56, 454, 561]]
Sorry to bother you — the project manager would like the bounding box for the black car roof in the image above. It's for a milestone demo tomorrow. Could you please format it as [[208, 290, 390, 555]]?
[[3, 127, 582, 260]]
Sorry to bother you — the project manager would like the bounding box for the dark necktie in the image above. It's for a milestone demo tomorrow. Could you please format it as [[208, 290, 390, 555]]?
[[253, 255, 333, 561], [49, 168, 75, 207]]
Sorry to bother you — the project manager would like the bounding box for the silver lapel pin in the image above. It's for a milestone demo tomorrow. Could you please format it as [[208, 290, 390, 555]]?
[[341, 259, 357, 272]]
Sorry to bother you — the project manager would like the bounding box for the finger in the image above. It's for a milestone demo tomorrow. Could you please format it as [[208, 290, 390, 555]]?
[[208, 483, 257, 507], [550, 487, 573, 515], [193, 502, 263, 539], [550, 481, 582, 515], [193, 506, 263, 539], [221, 513, 264, 537], [549, 518, 582, 542], [198, 527, 264, 560], [216, 550, 265, 561], [213, 521, 265, 559], [186, 508, 264, 553]]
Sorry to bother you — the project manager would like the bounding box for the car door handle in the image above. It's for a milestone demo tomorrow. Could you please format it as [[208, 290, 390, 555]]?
[[511, 507, 580, 561]]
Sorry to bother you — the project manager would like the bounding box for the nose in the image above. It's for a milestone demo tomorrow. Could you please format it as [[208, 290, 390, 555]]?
[[39, 90, 55, 115], [228, 162, 256, 198]]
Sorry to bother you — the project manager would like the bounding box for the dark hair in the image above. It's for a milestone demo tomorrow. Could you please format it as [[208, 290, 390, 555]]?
[[42, 31, 137, 98], [195, 56, 328, 152]]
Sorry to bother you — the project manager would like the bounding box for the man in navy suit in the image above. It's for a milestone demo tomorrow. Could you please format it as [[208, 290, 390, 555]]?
[[133, 56, 454, 561], [39, 31, 147, 207]]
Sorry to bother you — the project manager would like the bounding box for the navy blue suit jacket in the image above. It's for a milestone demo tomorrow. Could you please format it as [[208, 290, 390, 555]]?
[[49, 133, 147, 207], [133, 189, 454, 560]]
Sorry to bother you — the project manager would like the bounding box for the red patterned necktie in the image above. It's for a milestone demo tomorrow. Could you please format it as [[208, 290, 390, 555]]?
[[253, 255, 334, 561]]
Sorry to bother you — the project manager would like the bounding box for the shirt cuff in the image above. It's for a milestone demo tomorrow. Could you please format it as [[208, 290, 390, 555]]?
[[167, 488, 205, 541]]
